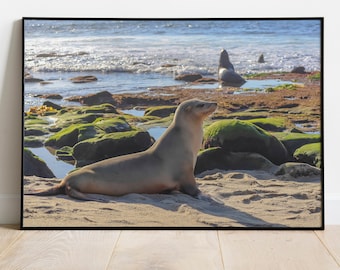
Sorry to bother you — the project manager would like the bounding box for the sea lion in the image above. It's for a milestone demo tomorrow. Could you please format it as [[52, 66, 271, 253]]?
[[258, 53, 265, 63], [218, 49, 245, 87], [26, 99, 217, 201]]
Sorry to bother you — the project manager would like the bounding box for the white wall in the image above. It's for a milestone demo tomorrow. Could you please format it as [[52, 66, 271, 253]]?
[[1, 0, 339, 225]]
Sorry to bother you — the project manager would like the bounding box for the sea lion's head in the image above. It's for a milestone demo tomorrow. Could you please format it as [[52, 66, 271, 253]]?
[[175, 99, 217, 123], [219, 49, 230, 68]]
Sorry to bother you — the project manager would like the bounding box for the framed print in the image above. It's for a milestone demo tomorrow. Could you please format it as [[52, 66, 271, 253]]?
[[21, 18, 323, 229]]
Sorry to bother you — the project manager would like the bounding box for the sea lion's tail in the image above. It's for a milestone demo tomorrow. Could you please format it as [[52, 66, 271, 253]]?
[[25, 185, 65, 197]]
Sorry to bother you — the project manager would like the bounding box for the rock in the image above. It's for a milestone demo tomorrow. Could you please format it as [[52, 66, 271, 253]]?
[[277, 103, 299, 109], [246, 117, 286, 132], [291, 66, 306, 74], [80, 103, 117, 114], [43, 101, 62, 110], [24, 128, 48, 136], [55, 146, 74, 162], [144, 105, 177, 118], [70, 75, 98, 83], [194, 147, 275, 174], [194, 77, 218, 83], [278, 133, 320, 157], [78, 91, 115, 106], [290, 128, 304, 133], [37, 53, 58, 57], [93, 117, 132, 133], [175, 73, 203, 82], [161, 64, 176, 67], [275, 162, 320, 177], [72, 130, 154, 167], [114, 95, 176, 109], [45, 124, 98, 148], [38, 94, 63, 100], [23, 148, 55, 178], [45, 117, 132, 149], [258, 54, 265, 63], [203, 119, 288, 165], [24, 136, 44, 147], [293, 142, 321, 168], [24, 77, 44, 83]]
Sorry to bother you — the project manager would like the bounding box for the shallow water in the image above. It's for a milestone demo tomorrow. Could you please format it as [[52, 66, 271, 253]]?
[[147, 127, 167, 140], [29, 147, 74, 178]]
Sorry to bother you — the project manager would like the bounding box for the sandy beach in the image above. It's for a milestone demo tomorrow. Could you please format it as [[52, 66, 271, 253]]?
[[23, 164, 322, 228]]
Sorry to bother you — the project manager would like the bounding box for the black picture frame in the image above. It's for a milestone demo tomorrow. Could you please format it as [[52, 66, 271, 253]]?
[[21, 17, 324, 230]]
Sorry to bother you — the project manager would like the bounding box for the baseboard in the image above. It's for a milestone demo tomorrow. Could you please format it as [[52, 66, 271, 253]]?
[[0, 194, 339, 225], [0, 194, 21, 225]]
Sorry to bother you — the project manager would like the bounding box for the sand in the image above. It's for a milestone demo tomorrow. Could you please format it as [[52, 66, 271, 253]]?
[[22, 166, 322, 229]]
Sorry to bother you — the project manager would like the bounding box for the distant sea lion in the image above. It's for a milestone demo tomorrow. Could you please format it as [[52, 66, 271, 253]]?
[[26, 99, 217, 201], [218, 49, 245, 87], [258, 54, 265, 63]]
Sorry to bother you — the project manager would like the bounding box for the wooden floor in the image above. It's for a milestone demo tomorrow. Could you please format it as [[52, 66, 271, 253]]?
[[0, 226, 339, 270]]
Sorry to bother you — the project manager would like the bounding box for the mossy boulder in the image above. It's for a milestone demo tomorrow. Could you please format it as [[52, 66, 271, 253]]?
[[23, 148, 55, 178], [274, 132, 321, 157], [54, 112, 102, 129], [24, 136, 45, 147], [203, 119, 288, 165], [45, 124, 98, 148], [144, 105, 177, 118], [195, 147, 275, 174], [246, 117, 287, 132], [52, 104, 119, 130], [93, 117, 131, 133], [55, 146, 74, 162], [24, 116, 49, 126], [293, 142, 321, 168], [24, 128, 48, 136], [80, 103, 117, 114], [72, 130, 154, 167]]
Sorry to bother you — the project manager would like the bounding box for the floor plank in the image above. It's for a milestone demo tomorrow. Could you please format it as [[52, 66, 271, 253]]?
[[218, 230, 340, 270], [0, 230, 121, 270], [315, 226, 340, 267], [0, 225, 22, 255], [107, 230, 224, 270]]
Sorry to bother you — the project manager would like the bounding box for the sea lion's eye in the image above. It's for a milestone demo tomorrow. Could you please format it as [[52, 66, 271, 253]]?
[[196, 103, 204, 108]]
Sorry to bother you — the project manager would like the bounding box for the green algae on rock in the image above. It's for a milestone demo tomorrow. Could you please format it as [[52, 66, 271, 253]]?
[[203, 119, 288, 165], [246, 117, 287, 132], [72, 129, 154, 167], [144, 105, 177, 118], [294, 142, 321, 168], [274, 132, 321, 157]]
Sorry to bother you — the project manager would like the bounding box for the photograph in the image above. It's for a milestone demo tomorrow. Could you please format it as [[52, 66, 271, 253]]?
[[21, 18, 323, 229]]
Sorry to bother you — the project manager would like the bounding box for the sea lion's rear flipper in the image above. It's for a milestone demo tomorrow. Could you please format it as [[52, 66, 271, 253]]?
[[25, 185, 64, 196], [180, 184, 200, 198], [66, 187, 109, 202]]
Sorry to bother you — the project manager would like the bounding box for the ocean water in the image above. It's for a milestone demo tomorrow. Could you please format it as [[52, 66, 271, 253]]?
[[24, 19, 321, 109]]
